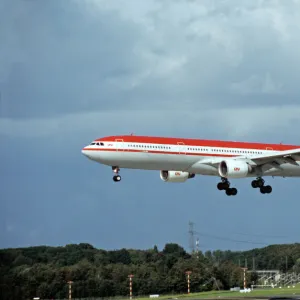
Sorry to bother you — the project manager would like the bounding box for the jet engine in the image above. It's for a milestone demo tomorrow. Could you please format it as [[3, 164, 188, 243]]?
[[160, 170, 195, 183], [218, 160, 252, 178]]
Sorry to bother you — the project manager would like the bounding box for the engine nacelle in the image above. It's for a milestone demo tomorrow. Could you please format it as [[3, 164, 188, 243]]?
[[160, 170, 195, 183], [218, 160, 252, 178]]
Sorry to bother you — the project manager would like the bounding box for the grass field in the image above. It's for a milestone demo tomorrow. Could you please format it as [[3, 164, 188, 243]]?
[[137, 285, 300, 300]]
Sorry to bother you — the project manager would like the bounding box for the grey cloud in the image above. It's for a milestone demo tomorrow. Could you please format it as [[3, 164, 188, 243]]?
[[99, 0, 300, 107], [230, 73, 283, 95], [1, 104, 299, 145], [1, 0, 300, 135], [0, 0, 144, 119]]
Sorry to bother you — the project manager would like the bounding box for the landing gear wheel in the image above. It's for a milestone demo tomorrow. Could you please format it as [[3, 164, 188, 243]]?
[[217, 182, 227, 190], [223, 182, 230, 189], [251, 180, 258, 188], [226, 189, 232, 196], [257, 178, 264, 187], [217, 178, 237, 196], [217, 178, 230, 190], [260, 185, 272, 194], [251, 178, 264, 188], [217, 183, 223, 190], [252, 177, 272, 194], [231, 188, 238, 196], [112, 166, 121, 182], [260, 187, 266, 194], [113, 175, 121, 182], [265, 185, 272, 193], [225, 188, 238, 196]]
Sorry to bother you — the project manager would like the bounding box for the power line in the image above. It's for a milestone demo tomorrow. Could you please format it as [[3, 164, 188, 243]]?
[[232, 232, 288, 239], [194, 230, 268, 246]]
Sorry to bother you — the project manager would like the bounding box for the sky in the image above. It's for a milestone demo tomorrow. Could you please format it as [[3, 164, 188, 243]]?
[[1, 0, 300, 256]]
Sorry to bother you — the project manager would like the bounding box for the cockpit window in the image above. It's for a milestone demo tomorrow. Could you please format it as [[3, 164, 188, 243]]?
[[90, 142, 104, 146]]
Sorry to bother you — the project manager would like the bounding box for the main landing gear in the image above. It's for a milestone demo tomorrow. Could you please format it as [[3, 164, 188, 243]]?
[[251, 177, 272, 194], [217, 178, 238, 196], [112, 166, 121, 182]]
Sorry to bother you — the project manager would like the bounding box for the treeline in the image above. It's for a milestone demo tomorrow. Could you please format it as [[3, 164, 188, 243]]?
[[0, 243, 300, 300], [208, 243, 300, 271]]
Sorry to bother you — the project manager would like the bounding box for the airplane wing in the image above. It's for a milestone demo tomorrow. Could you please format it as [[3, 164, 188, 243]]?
[[248, 148, 300, 168], [197, 148, 300, 169]]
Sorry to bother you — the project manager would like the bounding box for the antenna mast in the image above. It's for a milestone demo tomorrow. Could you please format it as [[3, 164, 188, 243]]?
[[189, 221, 195, 253], [196, 237, 200, 258]]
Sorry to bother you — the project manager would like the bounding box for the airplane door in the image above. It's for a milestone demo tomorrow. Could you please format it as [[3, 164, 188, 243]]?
[[115, 139, 124, 151], [177, 142, 186, 155]]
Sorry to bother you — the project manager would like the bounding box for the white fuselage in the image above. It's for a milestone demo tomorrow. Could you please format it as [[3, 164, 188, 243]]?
[[82, 140, 300, 178]]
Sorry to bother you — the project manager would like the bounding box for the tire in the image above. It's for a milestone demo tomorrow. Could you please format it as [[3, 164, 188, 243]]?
[[113, 175, 121, 182], [225, 189, 232, 196], [257, 179, 264, 188], [217, 182, 224, 190], [251, 180, 258, 188], [231, 188, 237, 196], [260, 187, 266, 194], [223, 182, 230, 189], [265, 185, 272, 193]]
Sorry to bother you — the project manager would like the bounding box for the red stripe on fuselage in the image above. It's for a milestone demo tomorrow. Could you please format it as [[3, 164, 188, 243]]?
[[94, 135, 299, 151], [82, 148, 237, 158]]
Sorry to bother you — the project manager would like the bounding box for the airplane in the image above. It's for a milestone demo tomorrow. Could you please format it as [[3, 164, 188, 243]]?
[[81, 135, 300, 196]]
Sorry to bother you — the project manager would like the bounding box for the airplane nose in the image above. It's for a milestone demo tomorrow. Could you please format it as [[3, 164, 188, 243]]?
[[81, 148, 89, 157]]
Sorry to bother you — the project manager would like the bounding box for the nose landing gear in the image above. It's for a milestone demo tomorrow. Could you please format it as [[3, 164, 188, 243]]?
[[112, 166, 121, 182]]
